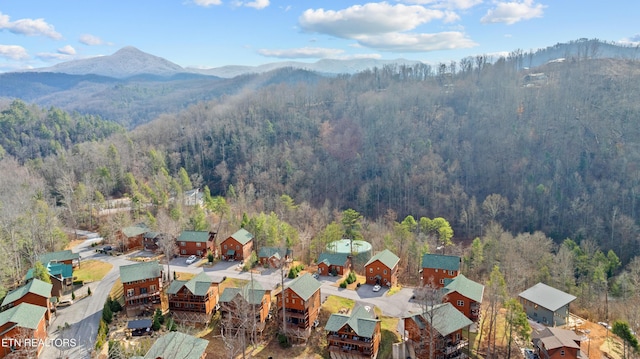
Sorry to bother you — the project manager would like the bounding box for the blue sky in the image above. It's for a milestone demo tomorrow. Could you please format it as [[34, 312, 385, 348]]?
[[0, 0, 638, 72]]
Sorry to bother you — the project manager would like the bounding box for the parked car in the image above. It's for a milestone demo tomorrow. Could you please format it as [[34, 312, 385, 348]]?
[[373, 284, 381, 292], [312, 273, 319, 279], [58, 299, 73, 307], [186, 255, 198, 264]]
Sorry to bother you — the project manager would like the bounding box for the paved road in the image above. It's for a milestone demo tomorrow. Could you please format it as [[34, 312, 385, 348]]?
[[40, 235, 421, 358]]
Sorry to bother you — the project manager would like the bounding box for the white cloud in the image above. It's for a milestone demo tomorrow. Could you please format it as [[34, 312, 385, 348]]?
[[400, 0, 483, 10], [57, 45, 76, 55], [299, 2, 448, 38], [193, 0, 222, 7], [79, 34, 104, 46], [244, 0, 269, 9], [0, 12, 62, 39], [0, 45, 29, 60], [37, 52, 72, 61], [481, 0, 545, 25], [258, 47, 344, 59], [356, 31, 477, 52], [618, 34, 640, 46]]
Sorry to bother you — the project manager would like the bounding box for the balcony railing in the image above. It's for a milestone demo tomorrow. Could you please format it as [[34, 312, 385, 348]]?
[[444, 339, 468, 355], [328, 345, 373, 357], [328, 334, 374, 347], [125, 291, 161, 301]]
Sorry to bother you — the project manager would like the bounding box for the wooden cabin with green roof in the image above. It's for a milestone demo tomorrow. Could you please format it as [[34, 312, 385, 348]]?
[[119, 260, 164, 317], [116, 223, 150, 251], [177, 230, 216, 257], [276, 273, 322, 334], [141, 331, 208, 359], [443, 274, 484, 322], [325, 303, 381, 359], [220, 228, 254, 262], [0, 303, 48, 358], [403, 302, 472, 359], [167, 271, 219, 324], [1, 279, 52, 322], [317, 252, 352, 276], [364, 249, 400, 287], [420, 253, 461, 288], [37, 249, 80, 268], [218, 279, 271, 335]]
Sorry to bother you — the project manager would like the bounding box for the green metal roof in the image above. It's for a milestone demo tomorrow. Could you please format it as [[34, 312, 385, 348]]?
[[229, 228, 254, 245], [38, 250, 80, 265], [166, 272, 213, 296], [443, 274, 484, 303], [317, 252, 350, 267], [144, 331, 208, 359], [1, 279, 52, 307], [47, 263, 73, 279], [178, 231, 212, 243], [285, 273, 321, 301], [119, 261, 162, 283], [325, 304, 379, 338], [407, 303, 473, 337], [0, 302, 47, 330], [365, 249, 399, 269], [421, 253, 461, 271], [219, 279, 265, 305], [122, 223, 150, 237], [258, 247, 286, 258]]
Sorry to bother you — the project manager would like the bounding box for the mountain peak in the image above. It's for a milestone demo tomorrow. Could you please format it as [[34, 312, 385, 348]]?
[[31, 46, 185, 79]]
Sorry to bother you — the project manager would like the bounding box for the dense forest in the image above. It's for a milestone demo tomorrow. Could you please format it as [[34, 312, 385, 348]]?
[[1, 49, 640, 330]]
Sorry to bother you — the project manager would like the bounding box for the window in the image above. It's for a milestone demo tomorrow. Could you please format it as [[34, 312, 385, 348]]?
[[236, 245, 239, 250], [369, 268, 373, 273], [181, 249, 186, 254], [150, 285, 156, 292], [457, 300, 464, 306], [560, 350, 565, 356], [127, 289, 134, 297], [140, 287, 148, 294], [440, 278, 445, 284], [180, 241, 186, 246], [224, 244, 227, 249], [196, 242, 201, 247], [383, 269, 387, 275], [448, 270, 454, 275]]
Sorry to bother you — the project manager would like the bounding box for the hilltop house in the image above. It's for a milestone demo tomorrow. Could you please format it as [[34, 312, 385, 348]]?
[[403, 302, 473, 359], [1, 279, 53, 322], [420, 254, 461, 288], [258, 247, 291, 268], [167, 271, 219, 324], [277, 273, 322, 336], [38, 249, 80, 269], [317, 252, 351, 276], [120, 261, 164, 317], [220, 229, 254, 262], [533, 327, 587, 359], [116, 223, 150, 251], [519, 282, 576, 326], [141, 331, 208, 359], [177, 230, 216, 257], [325, 304, 381, 359], [0, 303, 48, 359], [364, 249, 400, 287], [218, 280, 271, 336], [443, 274, 484, 322]]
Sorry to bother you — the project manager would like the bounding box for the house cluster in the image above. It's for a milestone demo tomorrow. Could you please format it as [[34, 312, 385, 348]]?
[[0, 249, 81, 358]]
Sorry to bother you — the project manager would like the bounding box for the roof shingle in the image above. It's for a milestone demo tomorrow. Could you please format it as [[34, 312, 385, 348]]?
[[365, 249, 399, 269], [1, 279, 52, 307], [120, 261, 162, 283]]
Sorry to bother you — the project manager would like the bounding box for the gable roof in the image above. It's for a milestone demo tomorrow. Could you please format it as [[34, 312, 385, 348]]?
[[285, 273, 322, 301], [122, 223, 150, 237], [120, 261, 162, 283], [1, 279, 52, 307], [317, 252, 350, 267], [534, 327, 581, 350], [0, 302, 46, 330], [421, 253, 461, 271], [518, 282, 576, 312], [227, 228, 254, 245], [178, 231, 213, 243], [166, 272, 213, 296], [407, 302, 473, 337], [38, 250, 80, 265], [325, 303, 379, 338], [258, 247, 289, 259], [47, 263, 73, 279], [144, 331, 208, 359], [365, 249, 400, 269], [443, 274, 484, 303], [219, 279, 266, 305]]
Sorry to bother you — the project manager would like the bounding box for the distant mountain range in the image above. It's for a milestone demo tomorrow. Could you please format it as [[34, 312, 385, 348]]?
[[2, 38, 639, 127]]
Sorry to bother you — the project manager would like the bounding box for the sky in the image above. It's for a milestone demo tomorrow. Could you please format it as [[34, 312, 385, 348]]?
[[0, 0, 638, 72]]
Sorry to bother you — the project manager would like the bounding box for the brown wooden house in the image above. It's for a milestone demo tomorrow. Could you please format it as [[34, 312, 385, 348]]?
[[317, 252, 351, 276], [1, 279, 53, 322], [116, 223, 149, 251], [533, 327, 586, 359], [276, 273, 322, 336], [325, 304, 381, 359], [119, 260, 164, 317], [403, 302, 472, 359], [220, 229, 253, 262], [38, 250, 80, 269], [218, 280, 271, 336], [258, 247, 291, 268], [420, 253, 461, 288], [364, 249, 400, 287], [177, 231, 216, 257], [443, 274, 484, 322], [167, 271, 219, 324], [0, 303, 48, 358]]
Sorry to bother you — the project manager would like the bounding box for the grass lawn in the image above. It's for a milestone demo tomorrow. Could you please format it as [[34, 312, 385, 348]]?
[[175, 272, 195, 280], [386, 285, 402, 296], [74, 260, 113, 282], [322, 295, 355, 314], [219, 277, 249, 292]]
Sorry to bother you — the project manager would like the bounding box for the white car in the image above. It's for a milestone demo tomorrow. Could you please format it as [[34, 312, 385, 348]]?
[[373, 284, 381, 292], [186, 255, 198, 264]]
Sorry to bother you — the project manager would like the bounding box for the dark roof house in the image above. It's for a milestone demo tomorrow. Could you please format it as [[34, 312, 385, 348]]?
[[519, 282, 577, 326]]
